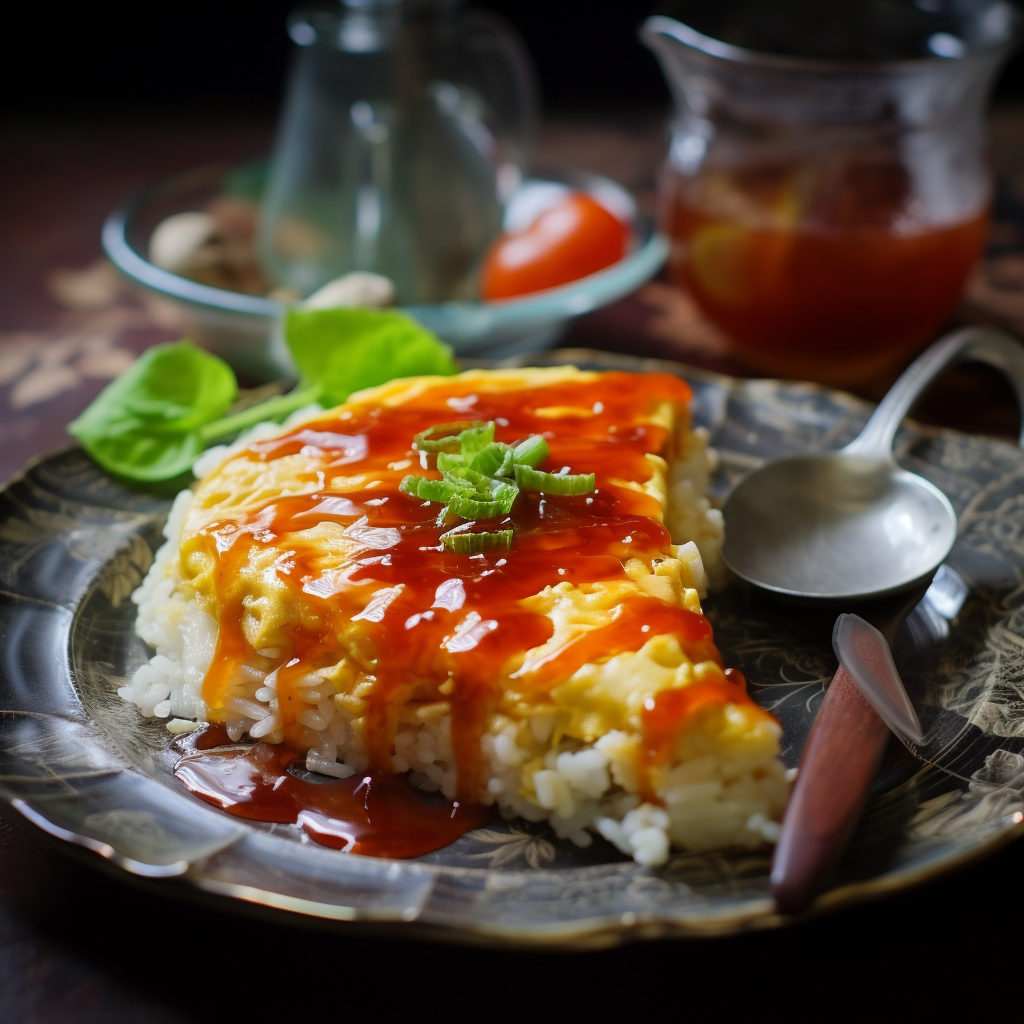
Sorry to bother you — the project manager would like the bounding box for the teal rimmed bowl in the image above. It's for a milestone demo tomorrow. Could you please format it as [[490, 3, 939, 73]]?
[[102, 162, 668, 381]]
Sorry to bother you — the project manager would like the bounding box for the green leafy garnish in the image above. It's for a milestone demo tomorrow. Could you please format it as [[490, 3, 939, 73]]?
[[68, 308, 458, 482], [401, 418, 596, 553], [286, 308, 458, 403], [67, 343, 238, 483]]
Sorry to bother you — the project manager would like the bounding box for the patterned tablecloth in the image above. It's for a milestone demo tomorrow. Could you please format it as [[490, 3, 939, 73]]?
[[2, 108, 1024, 1022]]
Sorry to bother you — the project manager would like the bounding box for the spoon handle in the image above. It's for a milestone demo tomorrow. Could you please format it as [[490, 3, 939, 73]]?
[[843, 326, 1024, 459], [769, 665, 890, 915]]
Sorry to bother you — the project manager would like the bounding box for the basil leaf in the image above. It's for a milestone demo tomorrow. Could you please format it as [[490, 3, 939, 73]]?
[[68, 342, 237, 482], [286, 307, 458, 404], [68, 308, 457, 485]]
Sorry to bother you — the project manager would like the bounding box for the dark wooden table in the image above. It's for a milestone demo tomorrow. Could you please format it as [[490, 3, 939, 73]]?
[[2, 107, 1023, 1022]]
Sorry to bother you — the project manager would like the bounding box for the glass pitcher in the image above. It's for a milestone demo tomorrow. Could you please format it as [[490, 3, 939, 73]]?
[[258, 0, 537, 304], [641, 0, 1020, 385]]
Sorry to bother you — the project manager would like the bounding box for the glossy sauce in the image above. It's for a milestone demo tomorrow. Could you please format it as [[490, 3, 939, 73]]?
[[664, 164, 989, 383], [175, 728, 493, 857], [176, 372, 750, 852]]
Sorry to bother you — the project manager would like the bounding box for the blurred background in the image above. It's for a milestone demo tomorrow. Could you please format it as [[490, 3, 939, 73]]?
[[4, 2, 669, 118], [3, 0, 1024, 463], [6, 0, 1024, 118]]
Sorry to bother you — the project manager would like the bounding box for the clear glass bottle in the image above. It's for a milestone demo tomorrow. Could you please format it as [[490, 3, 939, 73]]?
[[258, 0, 536, 303]]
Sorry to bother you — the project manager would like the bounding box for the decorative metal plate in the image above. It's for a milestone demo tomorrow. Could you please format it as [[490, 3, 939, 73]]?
[[1, 349, 1022, 947]]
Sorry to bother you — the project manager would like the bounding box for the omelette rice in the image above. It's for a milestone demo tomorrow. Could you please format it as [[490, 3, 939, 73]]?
[[125, 367, 788, 864]]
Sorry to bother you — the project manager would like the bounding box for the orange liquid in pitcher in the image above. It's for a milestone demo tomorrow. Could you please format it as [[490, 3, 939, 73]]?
[[665, 164, 989, 384]]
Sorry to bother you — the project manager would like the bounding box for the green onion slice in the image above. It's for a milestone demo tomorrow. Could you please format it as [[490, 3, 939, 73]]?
[[488, 480, 519, 506], [458, 421, 495, 457], [400, 475, 458, 503], [513, 464, 596, 495], [448, 483, 517, 519], [470, 441, 512, 477], [437, 455, 515, 498], [414, 421, 491, 453], [441, 528, 513, 554], [495, 448, 515, 478], [513, 434, 549, 468], [435, 451, 470, 477], [437, 456, 488, 487]]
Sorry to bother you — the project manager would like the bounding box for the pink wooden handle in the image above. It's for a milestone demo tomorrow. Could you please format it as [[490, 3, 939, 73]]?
[[770, 665, 891, 915]]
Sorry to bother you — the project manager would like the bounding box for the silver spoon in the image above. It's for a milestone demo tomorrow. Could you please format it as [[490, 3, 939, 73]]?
[[723, 328, 1024, 601], [721, 326, 1024, 914]]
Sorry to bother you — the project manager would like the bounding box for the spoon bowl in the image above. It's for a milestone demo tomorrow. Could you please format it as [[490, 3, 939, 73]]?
[[723, 327, 1024, 603], [723, 453, 957, 600]]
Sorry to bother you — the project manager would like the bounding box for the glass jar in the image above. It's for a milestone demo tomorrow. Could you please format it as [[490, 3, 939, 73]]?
[[641, 0, 1020, 385], [258, 0, 537, 304]]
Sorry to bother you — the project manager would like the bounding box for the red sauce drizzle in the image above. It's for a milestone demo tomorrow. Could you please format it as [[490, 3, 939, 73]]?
[[173, 372, 756, 851], [636, 667, 767, 800], [174, 732, 492, 858]]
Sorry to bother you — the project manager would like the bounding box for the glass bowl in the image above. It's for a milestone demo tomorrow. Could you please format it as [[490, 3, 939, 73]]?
[[102, 162, 668, 381]]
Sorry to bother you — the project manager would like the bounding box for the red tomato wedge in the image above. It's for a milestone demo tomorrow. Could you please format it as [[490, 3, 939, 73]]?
[[480, 192, 630, 301]]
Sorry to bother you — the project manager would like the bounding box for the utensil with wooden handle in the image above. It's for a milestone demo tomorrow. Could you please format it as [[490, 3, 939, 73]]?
[[721, 326, 1024, 915], [769, 586, 927, 915]]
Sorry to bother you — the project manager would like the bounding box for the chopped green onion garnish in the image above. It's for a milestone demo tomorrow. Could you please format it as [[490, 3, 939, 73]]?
[[435, 451, 470, 477], [414, 421, 491, 453], [495, 448, 515, 478], [514, 464, 596, 495], [400, 475, 457, 503], [470, 441, 512, 477], [441, 529, 513, 554], [403, 420, 591, 553], [457, 421, 495, 456], [436, 456, 496, 493], [448, 485, 516, 519], [513, 434, 549, 468]]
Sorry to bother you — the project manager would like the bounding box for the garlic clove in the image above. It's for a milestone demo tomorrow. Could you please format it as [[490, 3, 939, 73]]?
[[303, 272, 397, 310], [149, 212, 224, 276]]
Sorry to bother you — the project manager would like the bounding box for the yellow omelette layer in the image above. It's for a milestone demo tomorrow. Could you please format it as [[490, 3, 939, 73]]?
[[173, 367, 762, 759]]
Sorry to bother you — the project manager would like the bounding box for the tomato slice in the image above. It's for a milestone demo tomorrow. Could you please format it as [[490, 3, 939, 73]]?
[[480, 192, 630, 301]]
